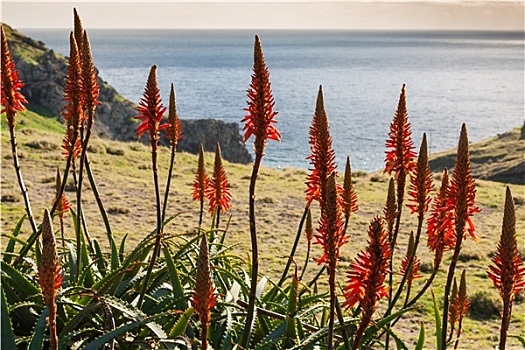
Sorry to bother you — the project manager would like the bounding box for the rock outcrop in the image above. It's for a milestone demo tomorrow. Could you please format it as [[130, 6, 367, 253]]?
[[4, 24, 252, 164]]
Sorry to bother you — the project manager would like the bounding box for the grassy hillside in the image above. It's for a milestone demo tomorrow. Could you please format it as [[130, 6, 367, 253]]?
[[2, 109, 524, 348], [430, 127, 524, 184]]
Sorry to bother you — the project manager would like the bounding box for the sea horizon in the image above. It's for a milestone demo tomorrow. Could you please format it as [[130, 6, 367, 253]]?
[[22, 28, 525, 171]]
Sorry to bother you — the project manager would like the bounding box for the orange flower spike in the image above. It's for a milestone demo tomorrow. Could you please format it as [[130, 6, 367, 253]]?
[[305, 208, 314, 243], [342, 156, 358, 219], [38, 210, 63, 350], [62, 32, 84, 159], [242, 35, 280, 156], [449, 271, 470, 346], [427, 169, 454, 268], [342, 216, 391, 310], [305, 86, 338, 205], [384, 178, 397, 242], [489, 188, 525, 350], [399, 231, 423, 286], [1, 24, 28, 129], [167, 83, 182, 146], [446, 124, 481, 242], [448, 277, 459, 340], [193, 144, 209, 202], [53, 168, 70, 218], [407, 133, 434, 216], [457, 270, 470, 318], [206, 143, 232, 214], [73, 8, 84, 60], [135, 65, 167, 141], [343, 216, 391, 349], [384, 84, 416, 178], [314, 172, 346, 267], [488, 187, 525, 301], [191, 234, 218, 350], [81, 31, 99, 123]]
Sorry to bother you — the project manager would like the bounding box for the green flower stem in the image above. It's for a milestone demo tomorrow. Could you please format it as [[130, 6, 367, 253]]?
[[240, 152, 263, 348], [277, 207, 309, 288], [15, 141, 75, 266], [138, 140, 163, 309], [84, 154, 114, 246]]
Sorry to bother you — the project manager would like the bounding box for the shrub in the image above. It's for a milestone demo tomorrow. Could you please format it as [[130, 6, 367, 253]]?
[[469, 290, 501, 320], [106, 146, 125, 156]]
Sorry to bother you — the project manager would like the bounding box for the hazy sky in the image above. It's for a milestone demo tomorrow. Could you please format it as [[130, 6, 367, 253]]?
[[1, 1, 524, 30]]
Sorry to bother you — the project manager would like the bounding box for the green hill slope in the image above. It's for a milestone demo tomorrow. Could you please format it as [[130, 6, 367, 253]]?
[[430, 127, 524, 184]]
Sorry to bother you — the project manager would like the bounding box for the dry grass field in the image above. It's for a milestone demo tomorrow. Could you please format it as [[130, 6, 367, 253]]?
[[2, 109, 524, 348]]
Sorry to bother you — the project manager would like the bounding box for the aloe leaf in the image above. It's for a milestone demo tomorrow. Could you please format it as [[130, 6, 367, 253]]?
[[27, 306, 49, 350], [508, 334, 525, 347], [431, 290, 443, 350], [3, 215, 25, 264], [253, 321, 286, 350], [361, 307, 414, 345], [67, 243, 77, 286], [83, 312, 170, 350], [284, 270, 299, 348], [59, 303, 99, 340], [92, 238, 107, 276], [288, 323, 329, 350], [256, 276, 268, 299], [109, 238, 120, 271], [119, 233, 127, 261], [1, 261, 39, 299], [1, 288, 16, 349], [58, 327, 103, 350], [384, 327, 409, 350], [415, 322, 425, 350], [169, 307, 194, 338], [162, 246, 185, 309], [219, 308, 233, 350]]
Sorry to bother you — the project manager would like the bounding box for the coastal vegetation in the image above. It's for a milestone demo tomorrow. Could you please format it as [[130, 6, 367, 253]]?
[[2, 11, 524, 350]]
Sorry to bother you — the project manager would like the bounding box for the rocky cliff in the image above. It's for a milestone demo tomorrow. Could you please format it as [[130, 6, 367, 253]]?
[[4, 24, 252, 164]]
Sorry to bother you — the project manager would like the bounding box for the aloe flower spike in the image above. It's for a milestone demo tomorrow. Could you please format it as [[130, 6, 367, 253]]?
[[488, 187, 524, 350], [441, 123, 480, 349], [38, 210, 63, 350]]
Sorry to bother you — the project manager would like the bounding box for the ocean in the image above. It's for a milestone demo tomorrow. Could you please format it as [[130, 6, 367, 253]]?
[[24, 29, 524, 171]]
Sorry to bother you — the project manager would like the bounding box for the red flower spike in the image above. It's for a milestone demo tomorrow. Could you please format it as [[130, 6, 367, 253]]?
[[305, 208, 314, 243], [53, 168, 70, 219], [427, 169, 455, 268], [193, 144, 209, 202], [448, 270, 470, 344], [384, 178, 397, 240], [384, 84, 416, 178], [1, 24, 27, 130], [305, 86, 338, 205], [191, 234, 218, 350], [407, 133, 434, 216], [73, 8, 84, 61], [167, 83, 182, 146], [448, 277, 459, 339], [242, 35, 280, 156], [38, 209, 63, 350], [135, 65, 167, 141], [314, 172, 346, 267], [443, 124, 481, 243], [206, 143, 232, 214], [399, 231, 423, 286], [488, 188, 524, 350], [342, 216, 391, 310], [81, 30, 100, 124], [488, 187, 525, 300], [342, 156, 358, 219], [62, 32, 84, 159]]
